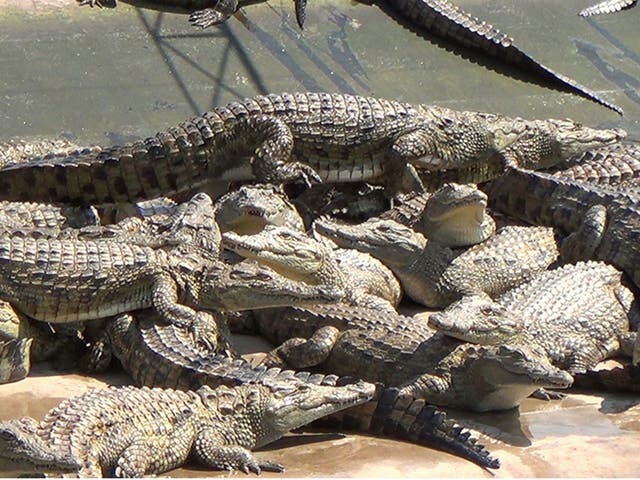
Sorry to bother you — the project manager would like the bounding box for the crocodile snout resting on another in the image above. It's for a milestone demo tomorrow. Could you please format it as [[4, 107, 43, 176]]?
[[429, 261, 639, 374], [0, 378, 375, 476]]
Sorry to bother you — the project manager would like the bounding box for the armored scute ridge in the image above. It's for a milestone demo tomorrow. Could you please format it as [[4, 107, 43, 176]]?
[[0, 92, 636, 477], [0, 93, 625, 206]]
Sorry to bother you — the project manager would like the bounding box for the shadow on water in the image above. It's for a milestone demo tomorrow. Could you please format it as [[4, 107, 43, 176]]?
[[584, 16, 640, 67], [575, 38, 640, 108], [363, 0, 614, 100]]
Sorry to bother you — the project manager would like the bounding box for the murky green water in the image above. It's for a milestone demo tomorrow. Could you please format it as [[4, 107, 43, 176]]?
[[0, 0, 638, 146]]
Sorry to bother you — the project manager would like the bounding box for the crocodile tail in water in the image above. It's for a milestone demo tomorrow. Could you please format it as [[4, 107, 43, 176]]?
[[579, 0, 636, 16], [385, 0, 623, 114], [312, 385, 500, 470]]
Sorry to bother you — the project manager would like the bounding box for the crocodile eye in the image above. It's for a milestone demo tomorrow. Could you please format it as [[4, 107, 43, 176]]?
[[480, 306, 500, 316]]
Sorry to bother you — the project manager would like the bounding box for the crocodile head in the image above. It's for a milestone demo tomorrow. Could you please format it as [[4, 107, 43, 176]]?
[[216, 184, 304, 235], [161, 192, 221, 258], [423, 183, 496, 247], [428, 293, 524, 345], [461, 344, 573, 411], [0, 417, 81, 472], [313, 217, 426, 268], [539, 119, 626, 162], [197, 260, 345, 311], [222, 225, 340, 285], [196, 378, 376, 448], [496, 118, 626, 169]]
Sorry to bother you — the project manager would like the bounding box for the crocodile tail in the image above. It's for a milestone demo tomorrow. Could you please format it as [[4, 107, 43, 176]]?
[[370, 387, 499, 469], [311, 384, 500, 470], [0, 418, 80, 471], [386, 0, 623, 115]]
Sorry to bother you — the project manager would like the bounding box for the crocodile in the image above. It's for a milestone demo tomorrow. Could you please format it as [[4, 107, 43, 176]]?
[[215, 183, 304, 234], [314, 210, 559, 308], [251, 303, 573, 412], [0, 378, 375, 476], [482, 165, 640, 291], [429, 261, 639, 374], [580, 0, 636, 16], [367, 0, 624, 113], [0, 93, 625, 206], [90, 309, 500, 469], [223, 225, 401, 309], [0, 192, 346, 352], [547, 142, 640, 193]]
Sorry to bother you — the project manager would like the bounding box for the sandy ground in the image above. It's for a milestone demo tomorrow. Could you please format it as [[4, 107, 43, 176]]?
[[1, 338, 640, 478]]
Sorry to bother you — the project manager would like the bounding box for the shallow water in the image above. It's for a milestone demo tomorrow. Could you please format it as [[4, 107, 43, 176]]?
[[0, 0, 638, 145]]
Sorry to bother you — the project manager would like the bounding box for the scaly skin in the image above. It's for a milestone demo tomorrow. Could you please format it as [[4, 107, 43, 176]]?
[[548, 142, 640, 194], [223, 225, 400, 309], [0, 93, 496, 205], [580, 0, 636, 16], [0, 378, 375, 476], [378, 0, 623, 113], [97, 309, 500, 469], [253, 303, 573, 412], [429, 261, 639, 374], [482, 166, 640, 291], [0, 192, 344, 352], [215, 184, 304, 234], [0, 94, 624, 206], [0, 138, 96, 169], [314, 210, 559, 308], [292, 183, 390, 226]]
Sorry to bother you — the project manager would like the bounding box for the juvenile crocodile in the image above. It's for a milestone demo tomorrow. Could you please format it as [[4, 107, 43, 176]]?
[[0, 192, 344, 352], [314, 213, 559, 308], [580, 0, 636, 16], [93, 309, 500, 469], [429, 261, 639, 374], [482, 166, 640, 290], [0, 93, 624, 206], [223, 225, 401, 308], [252, 303, 573, 412], [0, 378, 375, 476]]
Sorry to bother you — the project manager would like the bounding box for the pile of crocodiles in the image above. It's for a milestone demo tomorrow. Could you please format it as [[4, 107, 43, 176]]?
[[0, 91, 638, 477], [77, 0, 633, 115]]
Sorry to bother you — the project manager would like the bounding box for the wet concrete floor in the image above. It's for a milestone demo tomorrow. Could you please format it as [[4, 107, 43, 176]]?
[[1, 0, 640, 477], [1, 338, 640, 477]]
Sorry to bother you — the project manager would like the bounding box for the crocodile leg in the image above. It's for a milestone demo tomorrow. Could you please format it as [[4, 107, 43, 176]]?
[[263, 326, 341, 369], [0, 338, 32, 384], [560, 204, 608, 262], [193, 428, 285, 474], [152, 274, 228, 353]]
